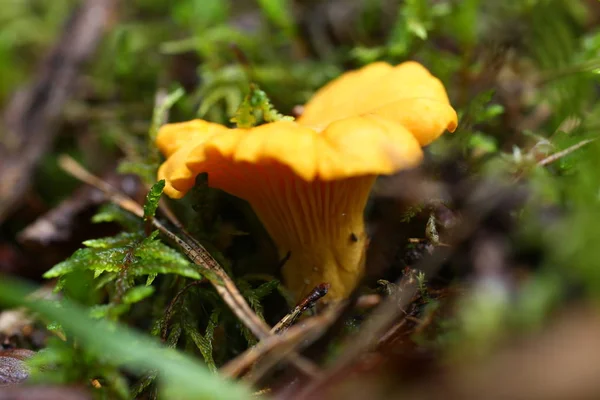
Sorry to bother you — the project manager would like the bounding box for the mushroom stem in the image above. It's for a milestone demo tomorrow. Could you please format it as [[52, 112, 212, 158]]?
[[248, 175, 376, 301]]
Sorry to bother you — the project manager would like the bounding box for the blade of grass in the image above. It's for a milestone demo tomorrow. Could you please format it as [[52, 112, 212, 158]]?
[[0, 277, 251, 400]]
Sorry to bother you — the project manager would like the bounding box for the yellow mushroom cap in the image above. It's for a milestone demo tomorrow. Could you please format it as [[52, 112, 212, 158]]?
[[158, 116, 425, 199], [156, 61, 458, 300], [298, 61, 458, 146]]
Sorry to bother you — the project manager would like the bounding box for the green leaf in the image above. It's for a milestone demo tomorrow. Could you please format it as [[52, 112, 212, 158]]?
[[149, 88, 185, 143], [92, 204, 143, 231], [143, 180, 165, 221], [95, 272, 118, 290], [142, 230, 160, 244], [83, 233, 140, 249], [89, 304, 130, 319], [230, 92, 257, 128], [447, 0, 480, 48], [239, 280, 278, 320], [231, 83, 293, 128], [183, 310, 219, 372], [252, 279, 280, 299], [117, 161, 158, 184], [0, 278, 251, 400], [134, 239, 202, 279], [256, 0, 296, 39], [146, 273, 157, 286], [44, 232, 202, 281], [123, 285, 156, 304], [469, 132, 498, 155], [387, 0, 433, 55], [171, 0, 229, 34], [407, 18, 427, 40], [43, 247, 125, 278]]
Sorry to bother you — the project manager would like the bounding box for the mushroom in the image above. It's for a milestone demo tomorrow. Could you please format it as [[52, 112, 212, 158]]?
[[156, 61, 458, 301]]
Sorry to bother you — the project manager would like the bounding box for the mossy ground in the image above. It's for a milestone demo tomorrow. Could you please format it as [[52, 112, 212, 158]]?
[[1, 1, 600, 399]]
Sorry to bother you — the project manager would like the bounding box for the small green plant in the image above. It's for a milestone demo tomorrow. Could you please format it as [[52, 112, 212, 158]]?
[[231, 83, 294, 128], [43, 181, 203, 320], [0, 278, 251, 400]]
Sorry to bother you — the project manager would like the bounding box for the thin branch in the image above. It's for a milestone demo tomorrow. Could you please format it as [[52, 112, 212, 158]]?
[[537, 138, 597, 167], [270, 283, 330, 335], [221, 303, 343, 379]]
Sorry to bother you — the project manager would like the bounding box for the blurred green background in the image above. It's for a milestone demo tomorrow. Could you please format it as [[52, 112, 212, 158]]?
[[2, 0, 600, 399]]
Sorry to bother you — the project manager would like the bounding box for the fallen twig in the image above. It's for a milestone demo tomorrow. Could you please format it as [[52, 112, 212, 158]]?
[[222, 303, 343, 379], [271, 283, 330, 335], [537, 138, 597, 167], [224, 291, 378, 380]]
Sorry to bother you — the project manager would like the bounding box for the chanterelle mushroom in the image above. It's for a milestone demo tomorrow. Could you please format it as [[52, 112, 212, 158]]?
[[156, 61, 457, 301]]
